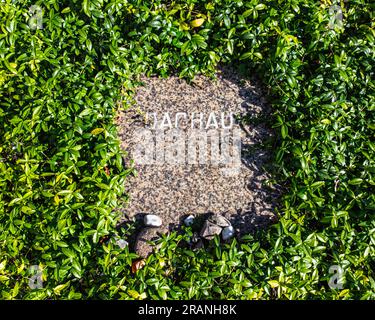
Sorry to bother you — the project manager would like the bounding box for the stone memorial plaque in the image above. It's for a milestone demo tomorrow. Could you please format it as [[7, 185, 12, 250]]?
[[117, 67, 279, 235]]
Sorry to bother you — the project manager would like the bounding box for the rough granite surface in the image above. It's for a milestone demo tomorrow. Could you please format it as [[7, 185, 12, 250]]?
[[116, 67, 280, 236]]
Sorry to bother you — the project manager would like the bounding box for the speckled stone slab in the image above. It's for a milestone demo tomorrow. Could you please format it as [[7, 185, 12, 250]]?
[[117, 67, 279, 235]]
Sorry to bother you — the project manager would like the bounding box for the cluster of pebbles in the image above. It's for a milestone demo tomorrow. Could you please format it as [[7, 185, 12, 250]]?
[[132, 213, 235, 259]]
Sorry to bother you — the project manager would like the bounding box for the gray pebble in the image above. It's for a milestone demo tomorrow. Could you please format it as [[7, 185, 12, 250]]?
[[184, 214, 195, 226], [200, 220, 222, 240], [208, 214, 231, 228], [116, 239, 129, 249], [222, 226, 235, 241]]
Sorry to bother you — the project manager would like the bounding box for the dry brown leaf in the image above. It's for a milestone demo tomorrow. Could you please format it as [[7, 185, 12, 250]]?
[[131, 259, 146, 273]]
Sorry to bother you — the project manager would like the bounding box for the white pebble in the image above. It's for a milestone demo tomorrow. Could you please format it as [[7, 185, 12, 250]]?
[[222, 226, 235, 240], [144, 214, 162, 227], [184, 215, 195, 226], [116, 239, 128, 249]]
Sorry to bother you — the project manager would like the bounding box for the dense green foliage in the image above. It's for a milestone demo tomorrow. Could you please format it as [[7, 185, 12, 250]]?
[[0, 0, 374, 299]]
